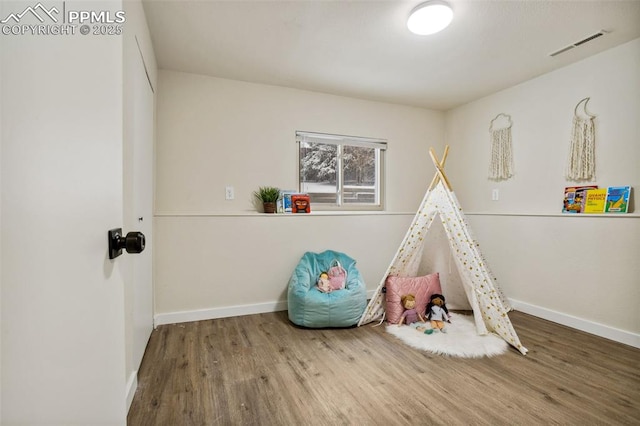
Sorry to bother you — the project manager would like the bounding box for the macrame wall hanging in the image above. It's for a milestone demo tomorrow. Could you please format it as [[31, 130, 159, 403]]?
[[565, 97, 596, 181], [488, 113, 514, 181]]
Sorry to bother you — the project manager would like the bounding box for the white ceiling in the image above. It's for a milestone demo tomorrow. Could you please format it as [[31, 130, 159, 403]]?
[[142, 0, 640, 111]]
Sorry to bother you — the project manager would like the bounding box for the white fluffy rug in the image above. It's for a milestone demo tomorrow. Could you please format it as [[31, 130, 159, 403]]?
[[385, 315, 508, 358]]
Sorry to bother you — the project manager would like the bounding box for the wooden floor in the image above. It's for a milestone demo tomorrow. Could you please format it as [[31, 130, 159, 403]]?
[[128, 311, 640, 425]]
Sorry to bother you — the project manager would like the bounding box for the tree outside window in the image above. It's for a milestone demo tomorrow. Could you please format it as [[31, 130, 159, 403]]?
[[297, 132, 385, 210]]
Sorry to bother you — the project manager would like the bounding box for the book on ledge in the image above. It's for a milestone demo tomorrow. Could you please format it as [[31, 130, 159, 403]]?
[[277, 190, 297, 213], [604, 186, 631, 213], [562, 186, 597, 213], [583, 188, 607, 214]]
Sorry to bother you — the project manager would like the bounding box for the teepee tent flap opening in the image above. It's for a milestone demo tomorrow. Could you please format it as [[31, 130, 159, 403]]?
[[358, 146, 527, 355]]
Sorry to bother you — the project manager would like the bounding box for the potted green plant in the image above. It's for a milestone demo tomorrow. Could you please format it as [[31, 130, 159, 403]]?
[[253, 186, 280, 213]]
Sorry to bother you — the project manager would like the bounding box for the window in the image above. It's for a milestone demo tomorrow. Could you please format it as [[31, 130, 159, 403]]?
[[297, 131, 386, 210]]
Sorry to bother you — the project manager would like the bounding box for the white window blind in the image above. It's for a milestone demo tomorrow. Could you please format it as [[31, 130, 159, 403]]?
[[296, 131, 387, 150]]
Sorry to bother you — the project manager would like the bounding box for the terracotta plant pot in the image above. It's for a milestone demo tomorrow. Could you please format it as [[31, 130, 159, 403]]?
[[263, 202, 276, 214]]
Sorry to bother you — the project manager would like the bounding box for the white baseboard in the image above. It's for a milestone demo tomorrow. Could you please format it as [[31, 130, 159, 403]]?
[[154, 300, 288, 326], [510, 298, 640, 349], [154, 296, 640, 350], [155, 292, 381, 326], [126, 371, 138, 413]]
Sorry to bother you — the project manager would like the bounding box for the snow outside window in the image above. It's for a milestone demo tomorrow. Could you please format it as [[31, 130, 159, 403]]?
[[297, 131, 386, 210]]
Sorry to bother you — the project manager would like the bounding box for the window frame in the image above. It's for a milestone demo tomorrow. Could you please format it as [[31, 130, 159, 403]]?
[[296, 131, 387, 211]]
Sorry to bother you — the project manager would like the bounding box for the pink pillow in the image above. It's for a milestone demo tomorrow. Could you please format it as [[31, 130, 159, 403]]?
[[385, 273, 442, 324]]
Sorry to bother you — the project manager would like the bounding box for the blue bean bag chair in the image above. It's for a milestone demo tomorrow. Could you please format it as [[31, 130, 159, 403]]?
[[287, 250, 367, 328]]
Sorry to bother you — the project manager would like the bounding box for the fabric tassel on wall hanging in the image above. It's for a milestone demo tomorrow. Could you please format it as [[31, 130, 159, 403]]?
[[566, 97, 596, 181], [488, 113, 514, 181]]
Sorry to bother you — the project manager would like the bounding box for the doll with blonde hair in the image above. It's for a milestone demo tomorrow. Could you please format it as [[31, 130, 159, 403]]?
[[397, 294, 427, 332], [317, 271, 332, 293]]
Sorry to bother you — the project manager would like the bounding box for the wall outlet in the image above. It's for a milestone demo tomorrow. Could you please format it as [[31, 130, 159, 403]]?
[[492, 189, 499, 201], [225, 186, 234, 200]]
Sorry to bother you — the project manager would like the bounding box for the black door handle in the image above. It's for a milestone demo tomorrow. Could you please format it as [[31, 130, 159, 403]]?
[[108, 228, 145, 259]]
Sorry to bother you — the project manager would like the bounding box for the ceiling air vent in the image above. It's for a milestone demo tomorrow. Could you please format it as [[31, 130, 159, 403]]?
[[549, 30, 608, 57]]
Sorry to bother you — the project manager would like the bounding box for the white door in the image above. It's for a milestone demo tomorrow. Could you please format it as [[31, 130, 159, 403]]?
[[1, 10, 129, 423], [130, 41, 155, 371]]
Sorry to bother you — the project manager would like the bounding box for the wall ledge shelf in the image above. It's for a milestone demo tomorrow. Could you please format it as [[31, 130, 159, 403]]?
[[155, 211, 639, 218], [154, 210, 415, 218], [466, 212, 640, 218]]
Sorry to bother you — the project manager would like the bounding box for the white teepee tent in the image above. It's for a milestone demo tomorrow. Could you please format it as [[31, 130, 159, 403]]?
[[358, 146, 527, 355]]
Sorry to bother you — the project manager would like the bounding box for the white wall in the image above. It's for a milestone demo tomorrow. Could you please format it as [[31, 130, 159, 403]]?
[[445, 38, 640, 346], [154, 71, 445, 322], [154, 214, 414, 323], [156, 71, 443, 214]]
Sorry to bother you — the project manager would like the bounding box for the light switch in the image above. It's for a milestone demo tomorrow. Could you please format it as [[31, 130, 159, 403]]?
[[225, 186, 234, 200], [492, 189, 499, 201]]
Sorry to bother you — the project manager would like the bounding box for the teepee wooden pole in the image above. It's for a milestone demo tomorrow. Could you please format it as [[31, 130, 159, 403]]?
[[427, 145, 452, 191]]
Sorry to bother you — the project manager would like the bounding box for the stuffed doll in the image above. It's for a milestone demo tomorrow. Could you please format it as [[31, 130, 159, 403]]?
[[397, 294, 428, 332], [317, 271, 332, 293], [425, 293, 451, 333]]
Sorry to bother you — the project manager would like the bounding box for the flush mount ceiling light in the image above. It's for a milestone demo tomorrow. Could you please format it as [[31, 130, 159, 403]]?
[[407, 1, 454, 35]]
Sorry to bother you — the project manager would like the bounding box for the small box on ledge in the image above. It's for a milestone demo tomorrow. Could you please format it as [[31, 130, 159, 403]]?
[[291, 194, 311, 213]]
